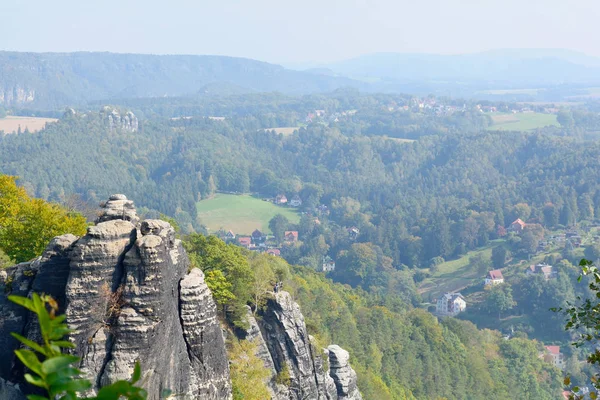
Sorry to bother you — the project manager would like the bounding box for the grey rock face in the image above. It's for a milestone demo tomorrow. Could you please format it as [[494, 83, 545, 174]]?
[[0, 195, 231, 399], [95, 194, 139, 224], [100, 106, 139, 132], [255, 291, 362, 400], [327, 346, 362, 400], [0, 86, 35, 106], [0, 377, 26, 400]]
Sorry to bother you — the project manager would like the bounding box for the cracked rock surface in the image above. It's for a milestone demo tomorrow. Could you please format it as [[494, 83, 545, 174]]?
[[0, 195, 231, 399]]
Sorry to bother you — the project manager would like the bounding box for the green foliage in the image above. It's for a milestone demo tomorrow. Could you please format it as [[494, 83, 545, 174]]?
[[0, 247, 11, 268], [228, 339, 271, 400], [274, 364, 291, 387], [555, 259, 600, 398], [204, 269, 236, 309], [9, 293, 147, 400], [0, 175, 87, 263], [184, 234, 252, 327], [269, 214, 290, 243], [483, 284, 516, 319], [491, 245, 509, 269], [289, 265, 561, 399]]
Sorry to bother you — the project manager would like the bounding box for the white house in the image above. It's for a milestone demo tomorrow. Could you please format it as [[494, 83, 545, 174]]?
[[436, 293, 466, 316], [275, 194, 288, 205], [322, 256, 335, 272], [484, 269, 505, 286], [543, 346, 565, 370]]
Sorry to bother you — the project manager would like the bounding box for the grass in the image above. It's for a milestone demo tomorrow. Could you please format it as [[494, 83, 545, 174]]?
[[419, 244, 495, 301], [196, 193, 300, 235], [0, 116, 58, 134], [486, 112, 559, 131]]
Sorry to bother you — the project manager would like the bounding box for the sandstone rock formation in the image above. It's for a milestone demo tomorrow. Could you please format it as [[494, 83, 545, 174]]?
[[0, 195, 231, 399], [100, 106, 139, 132], [0, 86, 35, 106], [246, 292, 362, 400]]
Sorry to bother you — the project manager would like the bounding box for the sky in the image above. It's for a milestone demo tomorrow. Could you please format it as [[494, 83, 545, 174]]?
[[0, 0, 599, 65]]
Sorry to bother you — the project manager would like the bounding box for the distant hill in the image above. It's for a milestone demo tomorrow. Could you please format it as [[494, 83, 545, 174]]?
[[327, 49, 600, 87], [0, 51, 364, 109]]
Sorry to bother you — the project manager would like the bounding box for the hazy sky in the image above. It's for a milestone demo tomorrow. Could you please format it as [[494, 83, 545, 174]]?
[[1, 0, 598, 64]]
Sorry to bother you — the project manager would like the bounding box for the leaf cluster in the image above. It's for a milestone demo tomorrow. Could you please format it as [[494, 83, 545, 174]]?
[[9, 293, 147, 400]]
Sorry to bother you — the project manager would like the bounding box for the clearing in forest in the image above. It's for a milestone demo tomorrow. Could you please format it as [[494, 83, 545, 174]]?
[[418, 245, 495, 302], [486, 112, 559, 131], [0, 116, 58, 134], [196, 193, 300, 235], [264, 127, 300, 136]]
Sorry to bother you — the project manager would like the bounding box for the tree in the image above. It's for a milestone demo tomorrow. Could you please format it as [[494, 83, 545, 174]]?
[[511, 203, 531, 222], [484, 284, 516, 319], [0, 175, 87, 263], [491, 246, 509, 269], [556, 260, 600, 399], [469, 253, 490, 276], [269, 214, 289, 243], [249, 255, 276, 314], [205, 269, 235, 312], [183, 234, 253, 327], [229, 339, 271, 400], [557, 110, 575, 128], [584, 243, 600, 264], [543, 203, 559, 228]]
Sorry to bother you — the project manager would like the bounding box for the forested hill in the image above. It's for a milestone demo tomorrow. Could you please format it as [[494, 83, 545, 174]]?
[[0, 51, 363, 108]]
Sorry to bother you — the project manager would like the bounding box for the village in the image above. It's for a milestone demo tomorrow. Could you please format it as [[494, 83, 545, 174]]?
[[432, 215, 600, 377], [214, 193, 360, 274]]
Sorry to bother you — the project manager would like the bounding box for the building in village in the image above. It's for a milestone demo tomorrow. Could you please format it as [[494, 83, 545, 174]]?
[[436, 293, 466, 316], [526, 263, 556, 280], [322, 256, 336, 272], [275, 194, 288, 205], [484, 269, 505, 286]]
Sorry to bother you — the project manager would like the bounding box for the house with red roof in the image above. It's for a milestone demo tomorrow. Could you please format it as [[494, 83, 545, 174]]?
[[266, 248, 281, 256], [543, 345, 565, 370], [526, 264, 556, 280], [284, 231, 298, 243], [509, 218, 527, 233], [237, 237, 253, 249], [484, 269, 505, 286]]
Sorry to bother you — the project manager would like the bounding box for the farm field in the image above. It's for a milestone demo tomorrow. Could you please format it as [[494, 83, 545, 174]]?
[[0, 116, 58, 134], [486, 112, 559, 131], [196, 193, 300, 235], [418, 244, 495, 301], [264, 127, 300, 135]]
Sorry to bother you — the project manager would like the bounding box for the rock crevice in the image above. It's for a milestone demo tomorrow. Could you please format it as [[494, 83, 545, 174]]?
[[0, 195, 231, 399]]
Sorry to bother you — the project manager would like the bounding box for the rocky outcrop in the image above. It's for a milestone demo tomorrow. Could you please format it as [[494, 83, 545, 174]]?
[[100, 106, 139, 132], [0, 86, 35, 106], [249, 291, 362, 400], [327, 346, 362, 400], [0, 195, 231, 399]]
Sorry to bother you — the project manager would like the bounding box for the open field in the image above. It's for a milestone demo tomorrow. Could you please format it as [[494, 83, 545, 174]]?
[[419, 244, 495, 301], [479, 88, 540, 96], [196, 193, 300, 235], [486, 112, 559, 131], [264, 127, 300, 136], [0, 116, 58, 134]]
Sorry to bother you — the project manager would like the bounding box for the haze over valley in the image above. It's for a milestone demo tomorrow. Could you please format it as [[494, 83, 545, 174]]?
[[1, 1, 600, 399]]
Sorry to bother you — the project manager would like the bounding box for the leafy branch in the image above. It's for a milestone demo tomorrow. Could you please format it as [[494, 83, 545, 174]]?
[[9, 293, 147, 400]]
